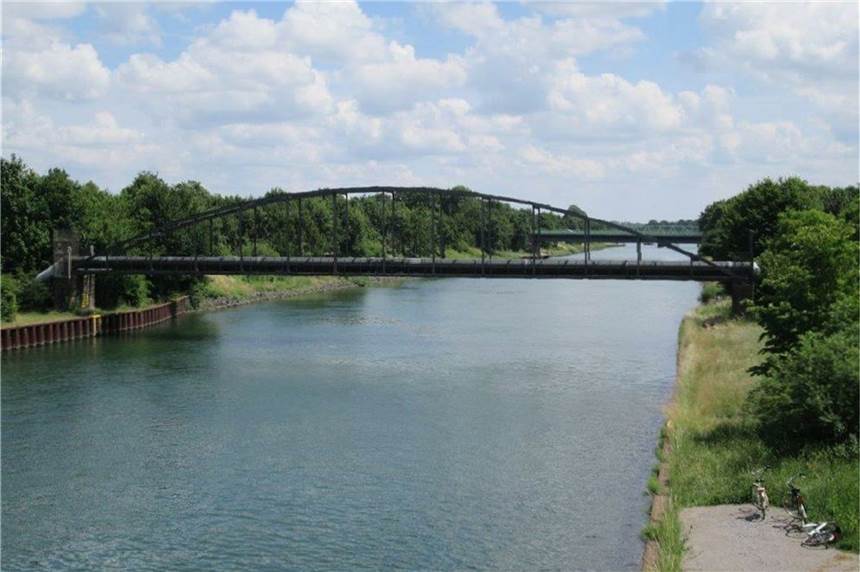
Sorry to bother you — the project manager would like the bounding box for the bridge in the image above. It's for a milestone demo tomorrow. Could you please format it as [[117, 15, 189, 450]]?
[[37, 186, 754, 312], [533, 229, 702, 245]]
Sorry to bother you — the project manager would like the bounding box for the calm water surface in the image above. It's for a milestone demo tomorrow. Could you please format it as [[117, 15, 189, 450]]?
[[2, 245, 699, 571]]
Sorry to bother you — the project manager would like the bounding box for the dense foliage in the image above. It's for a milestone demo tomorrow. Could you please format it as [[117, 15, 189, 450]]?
[[752, 210, 857, 356], [699, 177, 857, 260], [1, 156, 581, 317], [1, 274, 19, 322], [698, 176, 859, 450]]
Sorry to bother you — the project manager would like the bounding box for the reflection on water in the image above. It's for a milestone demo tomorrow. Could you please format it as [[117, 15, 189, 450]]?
[[2, 245, 699, 571]]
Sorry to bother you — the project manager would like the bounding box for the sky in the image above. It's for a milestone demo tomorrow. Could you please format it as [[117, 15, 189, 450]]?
[[1, 1, 858, 221]]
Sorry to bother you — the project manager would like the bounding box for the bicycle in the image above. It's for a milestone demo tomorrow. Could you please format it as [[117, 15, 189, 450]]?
[[782, 473, 808, 533], [801, 521, 842, 548], [751, 466, 769, 520]]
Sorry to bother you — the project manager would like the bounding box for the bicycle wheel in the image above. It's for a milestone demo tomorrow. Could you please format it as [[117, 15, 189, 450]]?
[[803, 524, 838, 549], [803, 534, 831, 548], [784, 523, 806, 538]]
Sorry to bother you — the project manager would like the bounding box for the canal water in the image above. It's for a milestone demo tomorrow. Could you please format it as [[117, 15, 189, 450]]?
[[2, 245, 699, 571]]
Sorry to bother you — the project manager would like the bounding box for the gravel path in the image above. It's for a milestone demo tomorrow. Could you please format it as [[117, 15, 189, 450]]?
[[681, 505, 857, 571]]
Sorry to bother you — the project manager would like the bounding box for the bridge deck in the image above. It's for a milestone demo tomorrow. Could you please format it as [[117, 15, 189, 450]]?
[[71, 256, 752, 282]]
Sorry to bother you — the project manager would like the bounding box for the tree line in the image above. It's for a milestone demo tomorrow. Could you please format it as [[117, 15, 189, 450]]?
[[698, 177, 859, 451], [1, 155, 587, 316]]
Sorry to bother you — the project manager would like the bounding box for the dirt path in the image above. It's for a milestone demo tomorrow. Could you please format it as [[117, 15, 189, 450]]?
[[681, 505, 857, 571]]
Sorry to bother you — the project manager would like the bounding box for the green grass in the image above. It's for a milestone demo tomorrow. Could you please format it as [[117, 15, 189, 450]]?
[[2, 303, 160, 327], [2, 310, 82, 327], [647, 473, 661, 496], [197, 275, 349, 300], [651, 501, 686, 572], [698, 281, 726, 304], [194, 274, 403, 303], [653, 297, 860, 568]]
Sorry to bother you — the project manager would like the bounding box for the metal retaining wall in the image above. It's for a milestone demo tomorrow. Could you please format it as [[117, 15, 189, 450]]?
[[1, 297, 190, 351]]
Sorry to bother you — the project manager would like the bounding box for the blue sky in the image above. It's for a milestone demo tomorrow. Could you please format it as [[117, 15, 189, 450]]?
[[2, 1, 857, 220]]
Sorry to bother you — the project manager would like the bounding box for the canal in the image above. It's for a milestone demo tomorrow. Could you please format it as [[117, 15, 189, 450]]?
[[2, 245, 699, 570]]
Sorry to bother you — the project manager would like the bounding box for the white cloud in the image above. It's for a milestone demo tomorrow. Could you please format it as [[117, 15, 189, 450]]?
[[529, 2, 665, 20], [519, 144, 605, 179], [1, 1, 856, 220], [347, 44, 467, 113], [546, 61, 684, 132], [2, 101, 153, 175], [278, 0, 387, 63], [3, 41, 110, 100], [2, 2, 87, 21], [115, 12, 335, 126], [94, 4, 161, 47], [701, 2, 857, 78], [697, 2, 858, 136], [431, 3, 647, 113]]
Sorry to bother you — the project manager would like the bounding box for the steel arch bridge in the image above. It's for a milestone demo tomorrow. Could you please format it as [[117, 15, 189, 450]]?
[[38, 186, 755, 308]]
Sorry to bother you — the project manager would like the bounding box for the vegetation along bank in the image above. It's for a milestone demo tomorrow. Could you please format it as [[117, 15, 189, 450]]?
[[643, 177, 859, 571], [2, 155, 609, 325]]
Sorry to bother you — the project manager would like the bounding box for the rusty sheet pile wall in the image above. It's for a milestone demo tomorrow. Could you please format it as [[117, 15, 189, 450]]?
[[1, 297, 190, 351]]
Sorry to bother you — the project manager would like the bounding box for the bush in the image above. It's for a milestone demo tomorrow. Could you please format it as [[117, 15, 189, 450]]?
[[121, 275, 150, 307], [1, 274, 19, 321], [699, 282, 725, 304], [15, 272, 52, 311], [749, 327, 859, 450]]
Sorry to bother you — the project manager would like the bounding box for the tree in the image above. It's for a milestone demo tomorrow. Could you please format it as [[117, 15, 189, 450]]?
[[699, 177, 822, 260], [562, 204, 586, 229], [751, 209, 857, 357], [1, 156, 50, 273]]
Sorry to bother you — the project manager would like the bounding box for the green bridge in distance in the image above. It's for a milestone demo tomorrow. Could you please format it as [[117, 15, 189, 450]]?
[[533, 229, 702, 245]]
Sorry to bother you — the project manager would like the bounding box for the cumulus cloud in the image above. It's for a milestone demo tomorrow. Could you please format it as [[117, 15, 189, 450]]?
[[546, 61, 684, 132], [2, 100, 153, 174], [695, 2, 858, 137], [347, 45, 467, 113], [116, 11, 334, 127], [3, 41, 111, 100], [94, 4, 161, 47], [1, 1, 856, 219], [431, 2, 647, 113]]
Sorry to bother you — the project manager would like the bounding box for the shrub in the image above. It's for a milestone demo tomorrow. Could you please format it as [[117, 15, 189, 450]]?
[[1, 274, 19, 321], [15, 272, 52, 311], [121, 275, 150, 307], [699, 282, 725, 304], [749, 327, 859, 450]]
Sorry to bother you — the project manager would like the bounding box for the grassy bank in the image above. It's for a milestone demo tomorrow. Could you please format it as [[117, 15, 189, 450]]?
[[648, 299, 859, 570], [2, 276, 394, 328], [192, 274, 401, 309], [197, 275, 351, 299], [1, 303, 168, 327]]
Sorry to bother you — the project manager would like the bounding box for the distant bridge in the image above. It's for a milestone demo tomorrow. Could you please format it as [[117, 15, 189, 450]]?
[[533, 229, 702, 245], [38, 186, 754, 312]]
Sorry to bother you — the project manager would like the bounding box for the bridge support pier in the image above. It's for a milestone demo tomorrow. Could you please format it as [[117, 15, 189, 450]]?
[[727, 280, 754, 316], [51, 229, 95, 311]]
